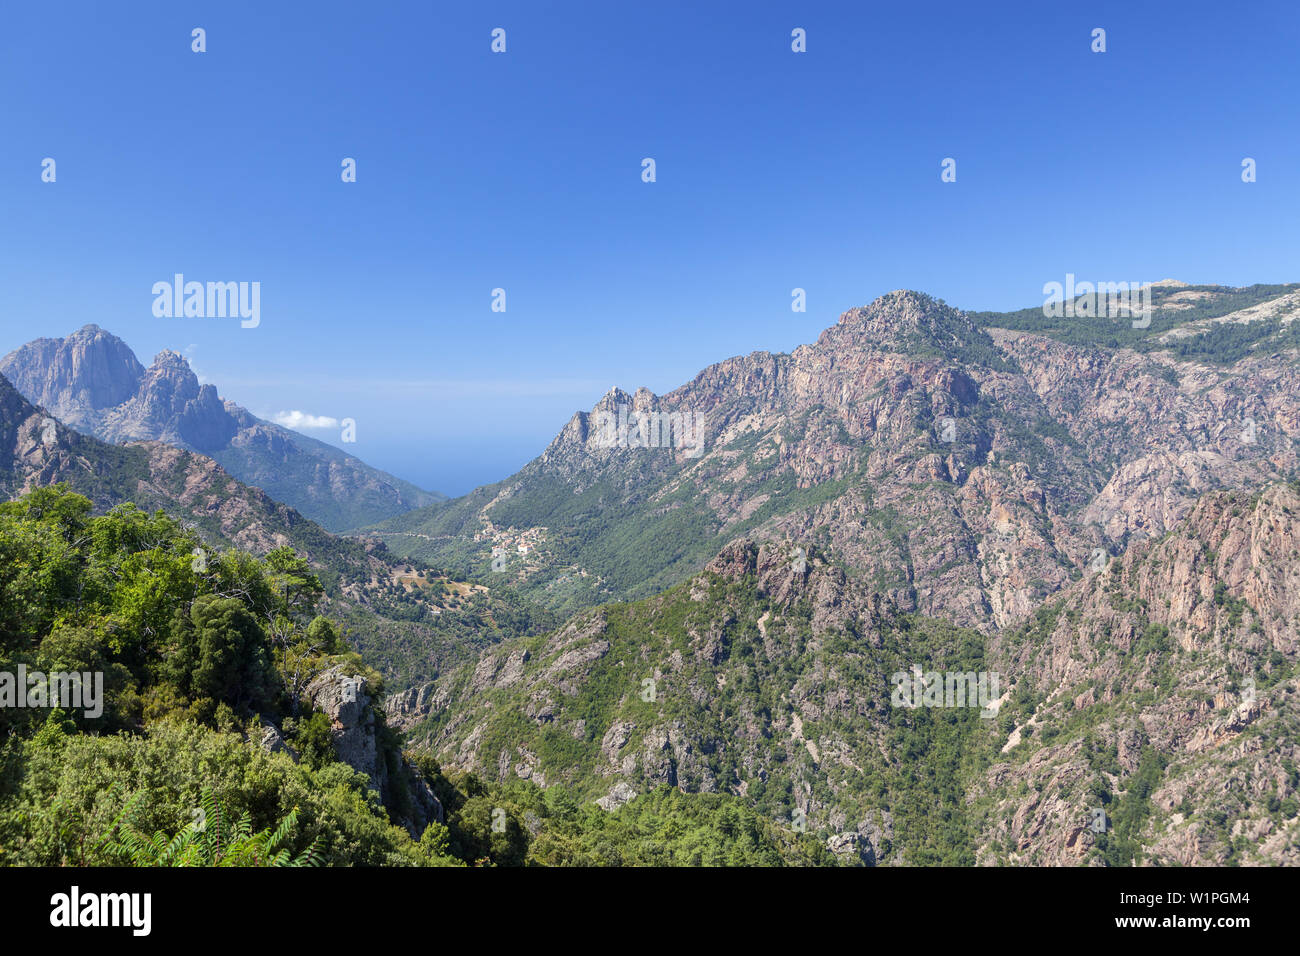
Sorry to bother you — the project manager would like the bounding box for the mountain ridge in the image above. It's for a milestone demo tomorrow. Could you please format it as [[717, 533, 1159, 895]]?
[[364, 285, 1300, 636], [0, 324, 443, 531]]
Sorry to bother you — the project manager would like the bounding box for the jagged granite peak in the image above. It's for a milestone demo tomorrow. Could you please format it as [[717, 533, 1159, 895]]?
[[544, 386, 652, 459], [0, 326, 443, 530], [820, 290, 1000, 361], [137, 350, 203, 411], [150, 348, 194, 371], [132, 348, 232, 451], [0, 323, 145, 419], [554, 293, 984, 459]]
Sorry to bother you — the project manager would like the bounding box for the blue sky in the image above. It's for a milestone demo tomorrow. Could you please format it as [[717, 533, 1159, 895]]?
[[2, 0, 1297, 495]]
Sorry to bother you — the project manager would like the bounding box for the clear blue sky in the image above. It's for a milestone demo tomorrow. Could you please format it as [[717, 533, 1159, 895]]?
[[2, 1, 1297, 495]]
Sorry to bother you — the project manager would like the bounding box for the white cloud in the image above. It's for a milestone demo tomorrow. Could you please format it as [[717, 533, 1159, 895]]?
[[272, 410, 339, 430], [183, 344, 210, 385]]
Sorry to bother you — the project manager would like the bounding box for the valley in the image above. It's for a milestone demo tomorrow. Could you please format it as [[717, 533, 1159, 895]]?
[[2, 282, 1297, 867]]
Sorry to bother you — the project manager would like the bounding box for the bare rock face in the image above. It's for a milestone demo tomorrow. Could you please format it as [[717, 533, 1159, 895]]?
[[385, 683, 439, 732], [99, 350, 238, 453], [258, 721, 298, 760], [0, 332, 239, 452], [596, 781, 638, 811], [974, 483, 1300, 866], [827, 830, 877, 865], [126, 350, 206, 429], [301, 667, 444, 831], [305, 666, 388, 795], [0, 324, 144, 421]]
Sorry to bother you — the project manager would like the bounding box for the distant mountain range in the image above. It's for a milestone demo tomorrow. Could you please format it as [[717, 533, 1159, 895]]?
[[4, 281, 1298, 866], [0, 324, 443, 531], [0, 366, 552, 690]]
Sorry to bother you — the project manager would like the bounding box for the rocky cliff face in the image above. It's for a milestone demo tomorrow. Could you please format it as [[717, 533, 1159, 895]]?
[[0, 326, 441, 530], [377, 285, 1300, 866], [376, 288, 1298, 634], [112, 349, 238, 452], [399, 481, 1299, 865], [306, 667, 391, 793], [969, 483, 1300, 865], [990, 326, 1300, 544], [0, 324, 145, 419], [305, 666, 443, 834]]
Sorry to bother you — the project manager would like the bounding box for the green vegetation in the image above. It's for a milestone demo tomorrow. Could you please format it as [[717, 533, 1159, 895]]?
[[969, 283, 1299, 354], [495, 782, 830, 866], [413, 561, 1007, 866], [0, 484, 443, 866], [99, 788, 322, 867], [1092, 747, 1167, 867], [1162, 316, 1300, 364], [0, 485, 841, 867]]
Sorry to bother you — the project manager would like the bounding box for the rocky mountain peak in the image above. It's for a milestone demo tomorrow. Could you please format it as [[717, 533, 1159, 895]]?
[[150, 348, 192, 371], [139, 349, 203, 407], [593, 387, 635, 413], [838, 288, 936, 319], [818, 289, 992, 362], [1, 326, 440, 528], [547, 386, 670, 458], [0, 324, 145, 417]]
